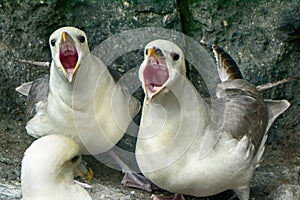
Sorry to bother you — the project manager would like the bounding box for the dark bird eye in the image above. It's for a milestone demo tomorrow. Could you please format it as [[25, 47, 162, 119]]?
[[145, 48, 149, 56], [70, 155, 80, 163], [171, 53, 180, 61], [78, 35, 85, 43], [50, 39, 56, 46]]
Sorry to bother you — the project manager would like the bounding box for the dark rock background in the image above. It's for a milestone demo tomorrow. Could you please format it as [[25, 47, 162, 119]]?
[[0, 0, 299, 199]]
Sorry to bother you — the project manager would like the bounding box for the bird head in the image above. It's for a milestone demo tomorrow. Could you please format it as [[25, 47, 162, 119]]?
[[49, 27, 90, 82], [139, 39, 186, 103], [21, 134, 82, 193]]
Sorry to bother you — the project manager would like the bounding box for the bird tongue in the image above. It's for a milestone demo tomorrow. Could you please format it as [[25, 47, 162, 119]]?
[[59, 40, 78, 78], [143, 57, 169, 94]]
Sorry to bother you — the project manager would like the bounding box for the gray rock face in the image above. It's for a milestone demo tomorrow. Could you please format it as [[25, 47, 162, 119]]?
[[268, 184, 300, 200], [0, 0, 299, 199]]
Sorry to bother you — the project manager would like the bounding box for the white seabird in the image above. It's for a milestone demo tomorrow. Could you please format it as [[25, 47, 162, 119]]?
[[136, 40, 290, 200], [23, 27, 150, 190], [26, 26, 140, 154], [21, 134, 92, 200]]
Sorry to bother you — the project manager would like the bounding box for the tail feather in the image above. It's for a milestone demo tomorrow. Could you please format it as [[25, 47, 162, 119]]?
[[15, 81, 33, 96]]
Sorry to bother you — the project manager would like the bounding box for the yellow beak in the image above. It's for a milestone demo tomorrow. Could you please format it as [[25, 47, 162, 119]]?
[[147, 47, 155, 57], [144, 47, 166, 103], [59, 31, 80, 82]]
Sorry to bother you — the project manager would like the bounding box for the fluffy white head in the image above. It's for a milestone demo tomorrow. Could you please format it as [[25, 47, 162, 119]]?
[[139, 39, 186, 101], [49, 27, 90, 82], [21, 134, 85, 199]]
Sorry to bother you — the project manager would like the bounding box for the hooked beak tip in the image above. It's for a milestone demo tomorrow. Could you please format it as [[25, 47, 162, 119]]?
[[67, 76, 73, 82], [65, 61, 80, 83], [62, 32, 67, 41], [145, 96, 151, 104]]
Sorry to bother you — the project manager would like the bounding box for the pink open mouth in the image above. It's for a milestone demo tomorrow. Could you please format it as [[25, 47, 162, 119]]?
[[59, 39, 78, 78], [143, 56, 169, 96]]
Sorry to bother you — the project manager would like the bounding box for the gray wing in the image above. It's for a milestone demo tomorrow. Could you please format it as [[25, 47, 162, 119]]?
[[211, 79, 268, 152], [209, 44, 289, 156], [26, 74, 50, 121]]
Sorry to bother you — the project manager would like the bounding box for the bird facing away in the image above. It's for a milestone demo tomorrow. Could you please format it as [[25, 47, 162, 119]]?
[[25, 27, 140, 155], [21, 134, 92, 200], [136, 39, 290, 200]]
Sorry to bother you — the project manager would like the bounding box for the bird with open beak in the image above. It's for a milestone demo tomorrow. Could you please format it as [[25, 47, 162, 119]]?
[[24, 27, 150, 190], [26, 26, 128, 154], [136, 39, 290, 200], [55, 30, 81, 82]]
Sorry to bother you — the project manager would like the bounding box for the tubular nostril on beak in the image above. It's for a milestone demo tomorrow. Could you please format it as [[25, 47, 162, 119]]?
[[62, 32, 68, 41]]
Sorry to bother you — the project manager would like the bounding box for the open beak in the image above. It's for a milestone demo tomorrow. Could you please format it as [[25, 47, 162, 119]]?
[[143, 47, 169, 103], [59, 31, 79, 82]]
